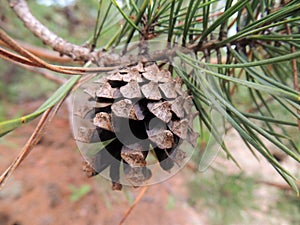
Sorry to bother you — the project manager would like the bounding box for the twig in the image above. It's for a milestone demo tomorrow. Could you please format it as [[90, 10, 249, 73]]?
[[0, 94, 67, 190], [0, 107, 53, 190], [0, 39, 75, 64], [8, 0, 94, 62], [0, 28, 118, 74], [0, 28, 84, 74], [118, 185, 149, 225], [0, 46, 39, 67], [256, 180, 299, 191], [0, 46, 66, 83], [5, 0, 241, 65], [0, 27, 199, 75], [118, 165, 162, 225]]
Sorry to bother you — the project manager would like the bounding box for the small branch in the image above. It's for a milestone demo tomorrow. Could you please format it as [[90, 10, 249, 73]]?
[[0, 28, 117, 74], [0, 46, 39, 67], [0, 91, 68, 190], [5, 0, 239, 68], [8, 0, 95, 62], [0, 107, 53, 190], [119, 185, 149, 225], [256, 180, 299, 191], [0, 39, 76, 64], [118, 165, 163, 225], [6, 0, 240, 65], [0, 46, 66, 84], [0, 28, 83, 74]]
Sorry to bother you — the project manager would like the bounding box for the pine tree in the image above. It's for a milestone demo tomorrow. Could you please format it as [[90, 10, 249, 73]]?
[[0, 0, 299, 193]]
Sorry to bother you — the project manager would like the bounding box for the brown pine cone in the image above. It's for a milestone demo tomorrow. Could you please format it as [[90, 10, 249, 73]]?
[[74, 61, 198, 190]]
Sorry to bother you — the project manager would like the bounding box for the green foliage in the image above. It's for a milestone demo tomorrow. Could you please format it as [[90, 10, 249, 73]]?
[[165, 195, 176, 210], [188, 171, 256, 225], [0, 75, 79, 137], [0, 63, 58, 103], [272, 191, 300, 224], [0, 105, 5, 122], [69, 184, 92, 202], [188, 170, 300, 225]]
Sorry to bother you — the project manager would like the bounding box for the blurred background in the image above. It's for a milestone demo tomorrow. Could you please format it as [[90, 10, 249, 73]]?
[[0, 1, 299, 225]]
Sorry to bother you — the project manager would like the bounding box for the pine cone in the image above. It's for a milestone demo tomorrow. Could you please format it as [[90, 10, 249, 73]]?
[[74, 61, 198, 190]]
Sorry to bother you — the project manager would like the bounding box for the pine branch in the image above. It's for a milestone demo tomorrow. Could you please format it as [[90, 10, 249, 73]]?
[[0, 28, 117, 74], [8, 0, 96, 61], [0, 39, 75, 63]]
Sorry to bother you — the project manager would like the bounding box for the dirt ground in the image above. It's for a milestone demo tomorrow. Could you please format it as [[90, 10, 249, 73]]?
[[0, 100, 299, 225]]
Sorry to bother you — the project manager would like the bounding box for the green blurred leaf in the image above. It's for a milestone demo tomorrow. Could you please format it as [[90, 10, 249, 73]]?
[[0, 76, 80, 137], [69, 184, 92, 202]]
